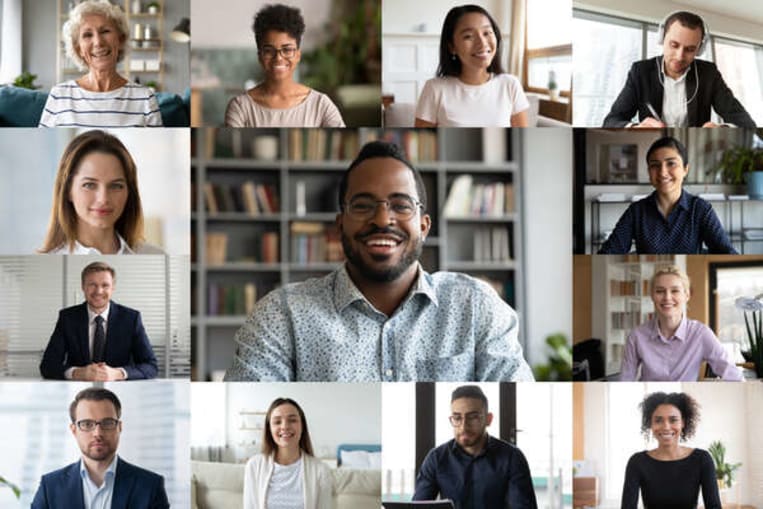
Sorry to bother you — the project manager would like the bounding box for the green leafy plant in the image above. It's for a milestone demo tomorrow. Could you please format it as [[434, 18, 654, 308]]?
[[547, 70, 558, 92], [13, 71, 40, 90], [736, 295, 763, 378], [708, 440, 742, 489], [0, 475, 20, 499], [533, 333, 572, 381], [714, 147, 763, 185]]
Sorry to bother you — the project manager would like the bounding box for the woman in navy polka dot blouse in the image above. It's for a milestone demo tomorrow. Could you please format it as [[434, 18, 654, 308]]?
[[599, 136, 737, 254]]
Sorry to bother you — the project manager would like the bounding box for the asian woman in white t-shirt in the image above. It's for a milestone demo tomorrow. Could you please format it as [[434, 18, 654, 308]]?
[[415, 5, 529, 127]]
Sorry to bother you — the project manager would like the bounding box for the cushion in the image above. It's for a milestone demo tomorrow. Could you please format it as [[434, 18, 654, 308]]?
[[339, 450, 382, 469], [0, 86, 47, 127]]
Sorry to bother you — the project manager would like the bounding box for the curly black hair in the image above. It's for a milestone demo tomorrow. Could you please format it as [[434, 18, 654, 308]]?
[[252, 4, 306, 49], [639, 392, 700, 441]]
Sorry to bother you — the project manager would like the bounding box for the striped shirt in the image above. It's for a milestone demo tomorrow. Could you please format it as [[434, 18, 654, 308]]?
[[39, 80, 162, 127]]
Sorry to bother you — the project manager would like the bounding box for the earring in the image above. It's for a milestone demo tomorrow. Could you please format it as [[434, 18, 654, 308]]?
[[451, 53, 457, 61]]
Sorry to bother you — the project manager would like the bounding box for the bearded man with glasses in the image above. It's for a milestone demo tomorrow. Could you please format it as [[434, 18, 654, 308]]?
[[31, 388, 169, 509], [226, 141, 533, 382], [414, 385, 537, 509]]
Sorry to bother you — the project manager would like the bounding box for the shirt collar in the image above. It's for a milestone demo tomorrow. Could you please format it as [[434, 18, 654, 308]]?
[[333, 262, 438, 312], [87, 303, 111, 323], [649, 189, 690, 212], [662, 58, 690, 84], [70, 234, 135, 255], [79, 454, 118, 483], [651, 315, 688, 342]]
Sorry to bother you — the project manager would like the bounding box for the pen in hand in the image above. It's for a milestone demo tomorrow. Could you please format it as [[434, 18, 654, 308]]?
[[645, 102, 662, 122]]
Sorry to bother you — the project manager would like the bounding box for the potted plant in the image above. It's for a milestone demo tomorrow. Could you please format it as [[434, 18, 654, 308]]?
[[548, 70, 559, 101], [736, 294, 763, 377], [532, 333, 572, 381], [147, 1, 160, 15], [715, 146, 763, 198], [0, 475, 20, 499], [13, 71, 40, 90], [708, 440, 742, 490]]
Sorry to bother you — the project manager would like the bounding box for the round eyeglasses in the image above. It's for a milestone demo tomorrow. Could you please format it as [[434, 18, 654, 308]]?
[[448, 413, 484, 427], [75, 418, 120, 432], [344, 195, 423, 221]]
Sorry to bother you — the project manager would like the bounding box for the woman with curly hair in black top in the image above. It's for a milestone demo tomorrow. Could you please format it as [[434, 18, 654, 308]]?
[[621, 392, 721, 509]]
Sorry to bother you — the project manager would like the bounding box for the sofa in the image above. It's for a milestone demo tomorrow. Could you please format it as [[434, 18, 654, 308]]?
[[0, 85, 190, 127], [191, 460, 381, 509]]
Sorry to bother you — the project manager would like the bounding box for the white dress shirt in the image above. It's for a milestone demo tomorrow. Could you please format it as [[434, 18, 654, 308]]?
[[49, 233, 164, 254], [63, 303, 127, 380], [661, 67, 689, 127], [80, 455, 118, 509]]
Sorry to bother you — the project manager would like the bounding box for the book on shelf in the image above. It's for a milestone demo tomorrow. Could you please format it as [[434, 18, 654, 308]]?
[[373, 129, 438, 162], [203, 182, 279, 215], [611, 310, 652, 330], [472, 227, 511, 262], [207, 282, 258, 316], [288, 129, 361, 161], [444, 175, 513, 217], [205, 233, 228, 265], [261, 232, 279, 263], [290, 222, 344, 264]]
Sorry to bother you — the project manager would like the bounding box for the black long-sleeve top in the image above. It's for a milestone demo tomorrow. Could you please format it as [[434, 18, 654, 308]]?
[[621, 449, 721, 509]]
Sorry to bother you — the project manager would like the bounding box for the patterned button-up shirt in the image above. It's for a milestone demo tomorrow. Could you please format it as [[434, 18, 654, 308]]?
[[225, 263, 534, 382]]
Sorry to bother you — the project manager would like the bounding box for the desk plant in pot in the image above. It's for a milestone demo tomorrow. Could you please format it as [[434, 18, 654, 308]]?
[[708, 440, 741, 492], [736, 294, 763, 377], [716, 143, 763, 198]]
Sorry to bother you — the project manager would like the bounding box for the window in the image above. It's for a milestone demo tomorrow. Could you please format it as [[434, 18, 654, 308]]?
[[709, 260, 763, 355], [714, 37, 763, 125], [525, 0, 572, 95]]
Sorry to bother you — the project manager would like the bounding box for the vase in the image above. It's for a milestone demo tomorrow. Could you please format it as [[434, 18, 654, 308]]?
[[747, 171, 763, 199]]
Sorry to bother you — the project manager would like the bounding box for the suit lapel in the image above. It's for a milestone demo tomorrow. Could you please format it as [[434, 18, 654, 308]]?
[[77, 303, 91, 363], [111, 457, 134, 509], [648, 57, 664, 119], [686, 61, 699, 126], [105, 302, 121, 362], [63, 462, 85, 509]]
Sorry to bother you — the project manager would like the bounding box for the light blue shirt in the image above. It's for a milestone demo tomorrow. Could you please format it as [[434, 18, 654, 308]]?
[[80, 455, 117, 509], [225, 263, 534, 382]]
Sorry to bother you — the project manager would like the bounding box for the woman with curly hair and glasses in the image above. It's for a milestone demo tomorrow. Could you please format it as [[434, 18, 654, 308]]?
[[622, 392, 721, 509], [225, 4, 345, 127], [243, 398, 332, 509]]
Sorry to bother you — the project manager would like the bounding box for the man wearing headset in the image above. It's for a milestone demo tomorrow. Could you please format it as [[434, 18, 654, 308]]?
[[603, 11, 755, 128]]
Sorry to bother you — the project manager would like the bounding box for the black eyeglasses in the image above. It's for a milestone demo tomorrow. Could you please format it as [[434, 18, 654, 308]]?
[[75, 418, 120, 432], [258, 46, 298, 59], [344, 195, 423, 221], [448, 412, 484, 427]]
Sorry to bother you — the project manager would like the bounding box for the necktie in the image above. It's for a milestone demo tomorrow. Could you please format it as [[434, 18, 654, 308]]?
[[93, 315, 105, 363]]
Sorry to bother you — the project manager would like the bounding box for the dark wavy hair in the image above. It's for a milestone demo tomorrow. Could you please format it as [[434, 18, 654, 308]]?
[[252, 4, 306, 48], [437, 5, 503, 77], [261, 398, 314, 456], [639, 392, 700, 441], [338, 140, 428, 212], [645, 136, 689, 166]]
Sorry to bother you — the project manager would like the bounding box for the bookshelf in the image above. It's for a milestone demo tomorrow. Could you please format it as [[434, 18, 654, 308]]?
[[591, 255, 684, 376], [191, 127, 525, 380]]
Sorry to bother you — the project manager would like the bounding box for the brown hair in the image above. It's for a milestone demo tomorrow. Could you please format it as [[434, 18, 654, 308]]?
[[261, 398, 314, 457], [69, 387, 122, 422], [80, 261, 116, 286], [40, 130, 144, 253]]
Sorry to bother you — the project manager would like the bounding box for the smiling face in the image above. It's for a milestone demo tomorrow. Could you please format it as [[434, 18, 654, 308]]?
[[647, 146, 688, 198], [76, 14, 124, 73], [258, 30, 301, 82], [70, 399, 121, 463], [651, 273, 689, 323], [338, 157, 431, 283], [449, 12, 497, 75], [269, 403, 303, 451], [69, 151, 129, 236], [662, 21, 702, 79], [450, 397, 492, 450], [82, 269, 114, 314], [650, 403, 683, 446]]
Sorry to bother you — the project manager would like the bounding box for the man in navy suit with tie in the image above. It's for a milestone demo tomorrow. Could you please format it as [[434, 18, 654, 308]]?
[[39, 261, 158, 380], [32, 387, 170, 509]]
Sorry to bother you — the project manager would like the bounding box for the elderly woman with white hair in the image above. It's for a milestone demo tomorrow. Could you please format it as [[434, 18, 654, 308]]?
[[39, 0, 162, 127], [620, 265, 743, 381]]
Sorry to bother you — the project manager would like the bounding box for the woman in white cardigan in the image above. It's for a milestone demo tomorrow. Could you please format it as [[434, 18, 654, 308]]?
[[244, 398, 333, 509]]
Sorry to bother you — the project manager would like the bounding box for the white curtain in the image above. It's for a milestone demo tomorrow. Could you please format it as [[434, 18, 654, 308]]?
[[0, 0, 22, 84], [508, 0, 526, 79]]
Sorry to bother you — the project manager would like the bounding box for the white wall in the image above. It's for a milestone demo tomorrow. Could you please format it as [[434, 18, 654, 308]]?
[[191, 0, 333, 49], [522, 128, 574, 365], [575, 0, 763, 44], [383, 0, 510, 35], [225, 383, 381, 462]]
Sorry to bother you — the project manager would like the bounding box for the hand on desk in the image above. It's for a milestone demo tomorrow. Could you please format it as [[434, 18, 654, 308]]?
[[72, 363, 126, 381], [635, 117, 666, 128]]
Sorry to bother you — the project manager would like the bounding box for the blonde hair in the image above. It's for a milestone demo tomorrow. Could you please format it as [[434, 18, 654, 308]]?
[[63, 0, 129, 71], [40, 130, 144, 253], [651, 265, 691, 294]]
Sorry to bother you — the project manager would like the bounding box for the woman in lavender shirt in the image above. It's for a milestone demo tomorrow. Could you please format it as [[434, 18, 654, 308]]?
[[620, 265, 742, 381]]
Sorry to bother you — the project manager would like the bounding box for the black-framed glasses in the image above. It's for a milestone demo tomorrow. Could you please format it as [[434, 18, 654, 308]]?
[[448, 412, 484, 427], [258, 46, 298, 59], [75, 418, 120, 432], [344, 195, 423, 221]]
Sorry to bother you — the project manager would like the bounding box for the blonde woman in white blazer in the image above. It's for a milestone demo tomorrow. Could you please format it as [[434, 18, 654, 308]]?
[[244, 398, 333, 509]]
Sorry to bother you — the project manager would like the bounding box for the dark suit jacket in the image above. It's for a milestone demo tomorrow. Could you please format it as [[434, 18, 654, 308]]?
[[39, 301, 158, 380], [602, 57, 755, 127], [31, 457, 170, 509]]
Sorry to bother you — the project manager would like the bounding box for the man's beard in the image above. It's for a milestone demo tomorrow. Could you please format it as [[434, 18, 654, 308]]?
[[341, 225, 423, 282]]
